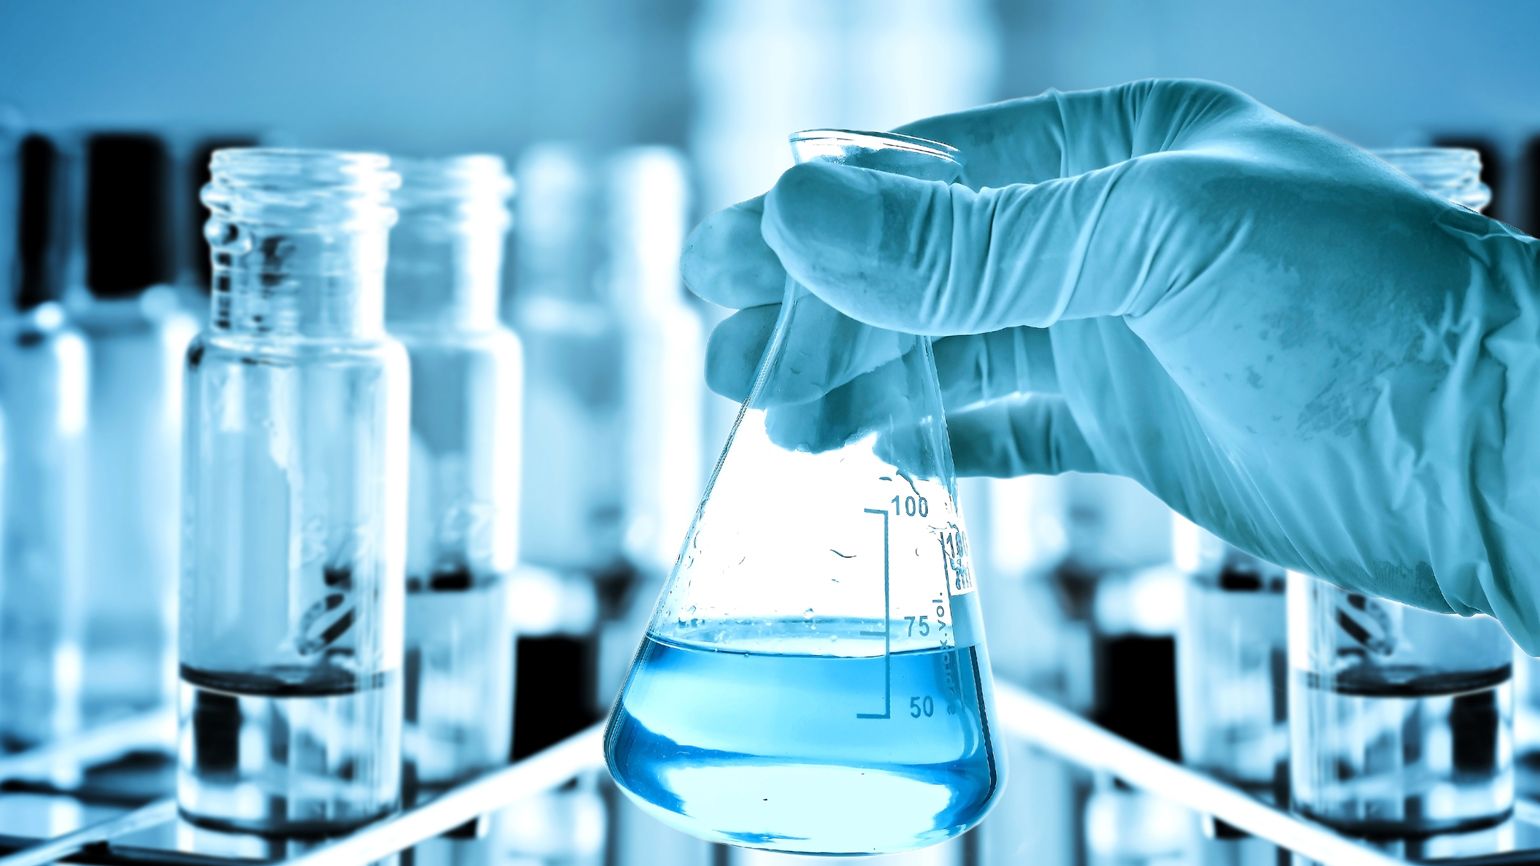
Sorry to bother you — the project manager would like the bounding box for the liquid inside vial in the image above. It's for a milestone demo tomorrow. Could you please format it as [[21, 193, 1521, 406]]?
[[404, 566, 516, 788], [1291, 663, 1513, 835], [606, 618, 1000, 855], [178, 661, 402, 835]]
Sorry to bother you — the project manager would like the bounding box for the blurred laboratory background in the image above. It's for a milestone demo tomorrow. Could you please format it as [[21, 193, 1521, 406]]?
[[3, 2, 1540, 865]]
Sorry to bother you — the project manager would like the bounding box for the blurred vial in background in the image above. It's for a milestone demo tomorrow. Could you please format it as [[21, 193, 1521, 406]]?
[[1084, 778, 1193, 866], [385, 154, 520, 791], [1289, 147, 1514, 839], [594, 146, 704, 701], [510, 143, 625, 575], [1288, 573, 1513, 835], [179, 148, 408, 834], [1516, 647, 1540, 801], [507, 143, 713, 866], [72, 132, 198, 723], [1083, 486, 1188, 866], [1174, 516, 1287, 794], [957, 475, 1080, 866], [506, 144, 616, 775], [1174, 518, 1285, 866], [0, 132, 90, 752], [594, 147, 716, 866]]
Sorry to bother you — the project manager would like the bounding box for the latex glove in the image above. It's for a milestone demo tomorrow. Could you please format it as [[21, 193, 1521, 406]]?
[[681, 79, 1540, 652]]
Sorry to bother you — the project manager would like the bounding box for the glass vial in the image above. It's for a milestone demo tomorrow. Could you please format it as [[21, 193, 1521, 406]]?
[[1288, 147, 1513, 837], [510, 143, 626, 574], [385, 155, 520, 790], [74, 132, 198, 722], [0, 133, 90, 751], [179, 148, 408, 834], [1174, 517, 1286, 793]]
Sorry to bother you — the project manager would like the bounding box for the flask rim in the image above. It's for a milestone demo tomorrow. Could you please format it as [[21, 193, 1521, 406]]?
[[789, 129, 962, 166]]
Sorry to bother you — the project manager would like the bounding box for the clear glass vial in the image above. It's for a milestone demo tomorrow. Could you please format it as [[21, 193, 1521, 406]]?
[[0, 133, 90, 751], [510, 143, 627, 574], [1287, 147, 1513, 837], [1174, 517, 1287, 793], [386, 154, 520, 790], [179, 148, 408, 835]]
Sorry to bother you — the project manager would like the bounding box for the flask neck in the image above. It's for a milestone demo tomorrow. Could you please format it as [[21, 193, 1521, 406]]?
[[384, 156, 512, 330], [203, 148, 398, 339]]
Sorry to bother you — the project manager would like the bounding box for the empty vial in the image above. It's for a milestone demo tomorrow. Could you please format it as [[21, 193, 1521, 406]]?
[[179, 148, 408, 834], [386, 155, 520, 790], [0, 133, 90, 751], [1174, 516, 1287, 794]]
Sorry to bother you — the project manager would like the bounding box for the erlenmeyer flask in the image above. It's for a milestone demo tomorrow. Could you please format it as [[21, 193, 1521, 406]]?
[[604, 130, 1004, 856]]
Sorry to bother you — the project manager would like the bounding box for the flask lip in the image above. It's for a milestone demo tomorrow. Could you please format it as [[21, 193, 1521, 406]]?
[[789, 129, 962, 166]]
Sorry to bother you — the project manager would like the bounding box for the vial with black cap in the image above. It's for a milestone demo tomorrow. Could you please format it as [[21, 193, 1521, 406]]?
[[0, 132, 91, 753], [72, 132, 199, 724]]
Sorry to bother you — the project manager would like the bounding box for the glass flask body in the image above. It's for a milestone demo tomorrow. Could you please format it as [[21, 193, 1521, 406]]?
[[178, 149, 408, 835], [386, 155, 520, 789], [605, 130, 1003, 856], [1288, 148, 1514, 836], [0, 304, 89, 749]]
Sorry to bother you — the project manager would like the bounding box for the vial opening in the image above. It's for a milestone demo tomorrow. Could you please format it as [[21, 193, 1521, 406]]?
[[1373, 147, 1490, 212], [203, 147, 400, 232], [390, 154, 513, 232]]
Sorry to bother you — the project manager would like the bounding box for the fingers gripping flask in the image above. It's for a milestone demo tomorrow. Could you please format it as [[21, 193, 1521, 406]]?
[[179, 149, 408, 834], [604, 130, 1004, 856]]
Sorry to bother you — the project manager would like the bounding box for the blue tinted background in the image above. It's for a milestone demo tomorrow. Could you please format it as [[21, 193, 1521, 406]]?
[[4, 0, 1539, 220]]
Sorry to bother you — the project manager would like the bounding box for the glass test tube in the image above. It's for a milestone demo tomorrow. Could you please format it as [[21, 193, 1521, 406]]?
[[178, 148, 408, 834], [386, 155, 521, 790], [0, 133, 90, 751], [1288, 147, 1514, 837]]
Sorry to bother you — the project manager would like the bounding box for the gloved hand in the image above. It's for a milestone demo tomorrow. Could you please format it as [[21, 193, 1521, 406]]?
[[681, 79, 1540, 652]]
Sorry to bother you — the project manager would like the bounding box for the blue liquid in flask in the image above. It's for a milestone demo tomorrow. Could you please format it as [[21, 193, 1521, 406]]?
[[606, 617, 1000, 855]]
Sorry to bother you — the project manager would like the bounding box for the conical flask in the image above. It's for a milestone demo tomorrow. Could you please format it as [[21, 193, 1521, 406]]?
[[604, 130, 1004, 856]]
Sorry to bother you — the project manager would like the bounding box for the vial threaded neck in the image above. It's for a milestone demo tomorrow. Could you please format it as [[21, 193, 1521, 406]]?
[[203, 148, 399, 338], [385, 155, 512, 330]]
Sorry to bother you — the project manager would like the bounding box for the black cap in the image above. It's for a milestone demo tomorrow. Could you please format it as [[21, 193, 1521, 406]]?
[[13, 134, 65, 311], [188, 135, 258, 294], [85, 132, 174, 298]]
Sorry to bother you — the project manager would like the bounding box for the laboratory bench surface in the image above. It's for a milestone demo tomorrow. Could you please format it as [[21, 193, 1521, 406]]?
[[0, 684, 1536, 866]]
